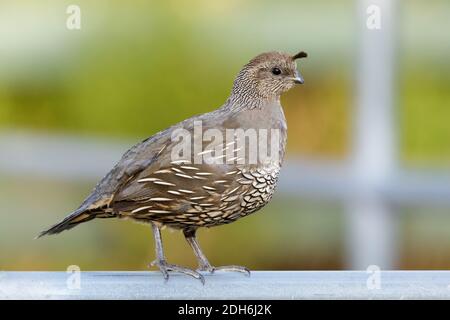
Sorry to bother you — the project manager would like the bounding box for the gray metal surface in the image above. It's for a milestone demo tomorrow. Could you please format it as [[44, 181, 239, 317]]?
[[2, 271, 450, 300]]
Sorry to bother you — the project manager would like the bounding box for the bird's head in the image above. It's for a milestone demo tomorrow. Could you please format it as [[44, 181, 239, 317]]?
[[231, 51, 307, 103]]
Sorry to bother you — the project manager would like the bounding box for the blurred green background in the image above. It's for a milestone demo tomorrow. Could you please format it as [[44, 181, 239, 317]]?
[[0, 0, 449, 271]]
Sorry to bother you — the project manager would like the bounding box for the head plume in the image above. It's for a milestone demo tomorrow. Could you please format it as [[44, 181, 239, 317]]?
[[292, 51, 308, 60]]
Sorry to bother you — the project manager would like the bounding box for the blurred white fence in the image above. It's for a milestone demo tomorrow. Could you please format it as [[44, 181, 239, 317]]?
[[1, 0, 450, 270]]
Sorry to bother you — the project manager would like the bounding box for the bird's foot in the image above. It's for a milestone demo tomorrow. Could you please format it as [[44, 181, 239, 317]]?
[[150, 259, 205, 284], [198, 264, 250, 277]]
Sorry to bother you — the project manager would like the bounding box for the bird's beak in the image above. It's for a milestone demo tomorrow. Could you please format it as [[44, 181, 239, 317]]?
[[293, 70, 304, 84]]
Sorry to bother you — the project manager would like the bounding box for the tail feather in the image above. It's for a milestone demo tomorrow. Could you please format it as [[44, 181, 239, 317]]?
[[37, 208, 96, 238]]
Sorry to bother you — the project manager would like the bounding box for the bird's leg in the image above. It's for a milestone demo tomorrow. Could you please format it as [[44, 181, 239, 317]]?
[[150, 222, 205, 284], [184, 229, 214, 272], [183, 229, 250, 276]]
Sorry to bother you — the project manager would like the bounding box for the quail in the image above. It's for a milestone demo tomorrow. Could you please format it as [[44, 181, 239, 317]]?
[[39, 50, 308, 283]]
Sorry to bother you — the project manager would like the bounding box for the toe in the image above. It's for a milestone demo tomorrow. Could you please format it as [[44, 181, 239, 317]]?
[[214, 265, 251, 276], [197, 265, 215, 274], [157, 262, 206, 284]]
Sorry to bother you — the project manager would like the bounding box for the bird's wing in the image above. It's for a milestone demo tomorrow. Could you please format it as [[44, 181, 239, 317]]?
[[110, 124, 234, 212], [77, 110, 225, 213], [76, 125, 177, 212]]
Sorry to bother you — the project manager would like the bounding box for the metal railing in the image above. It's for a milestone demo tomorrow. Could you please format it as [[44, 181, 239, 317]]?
[[2, 271, 450, 299], [1, 0, 450, 271]]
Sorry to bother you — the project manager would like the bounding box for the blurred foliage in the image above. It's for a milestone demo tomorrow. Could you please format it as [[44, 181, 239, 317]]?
[[0, 0, 353, 159], [400, 67, 450, 168], [399, 1, 450, 167]]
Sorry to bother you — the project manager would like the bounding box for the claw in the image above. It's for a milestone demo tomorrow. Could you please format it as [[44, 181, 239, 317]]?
[[198, 264, 250, 276], [151, 260, 205, 284], [212, 265, 251, 276]]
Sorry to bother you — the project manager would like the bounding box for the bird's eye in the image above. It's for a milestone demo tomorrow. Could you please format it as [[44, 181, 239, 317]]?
[[271, 67, 282, 75]]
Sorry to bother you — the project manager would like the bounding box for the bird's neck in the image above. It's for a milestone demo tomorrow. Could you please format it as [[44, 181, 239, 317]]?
[[224, 71, 280, 111], [225, 89, 280, 111]]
